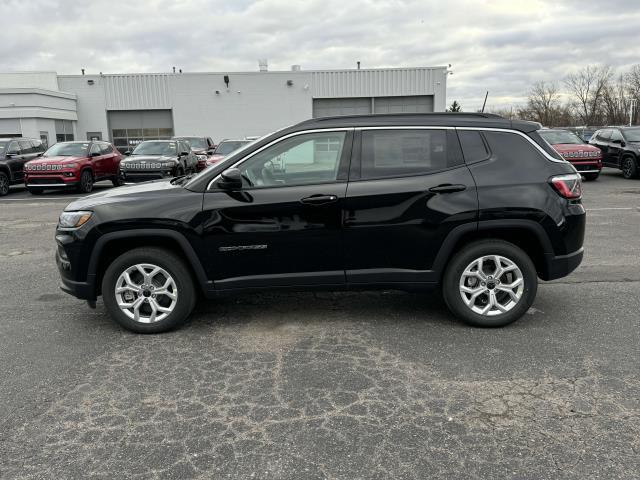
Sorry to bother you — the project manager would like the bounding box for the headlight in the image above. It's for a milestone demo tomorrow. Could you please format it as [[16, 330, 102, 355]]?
[[59, 211, 93, 229], [65, 163, 78, 169]]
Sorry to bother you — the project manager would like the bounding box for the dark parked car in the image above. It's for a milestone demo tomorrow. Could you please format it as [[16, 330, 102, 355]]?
[[24, 141, 122, 194], [206, 139, 251, 166], [589, 127, 640, 179], [119, 140, 198, 183], [55, 113, 585, 333], [0, 137, 46, 196], [538, 129, 602, 180], [173, 136, 215, 172]]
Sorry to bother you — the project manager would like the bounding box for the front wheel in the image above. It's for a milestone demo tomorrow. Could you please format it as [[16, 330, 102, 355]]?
[[77, 170, 94, 193], [0, 171, 9, 196], [101, 247, 196, 333], [442, 240, 538, 327], [621, 156, 639, 179]]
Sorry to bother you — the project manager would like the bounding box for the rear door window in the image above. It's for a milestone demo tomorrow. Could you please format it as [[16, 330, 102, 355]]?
[[360, 129, 453, 180]]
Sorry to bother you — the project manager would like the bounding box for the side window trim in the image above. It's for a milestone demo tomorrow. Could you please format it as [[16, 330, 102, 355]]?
[[206, 128, 354, 191]]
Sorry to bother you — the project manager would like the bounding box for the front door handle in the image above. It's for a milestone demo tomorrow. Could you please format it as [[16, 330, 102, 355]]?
[[300, 194, 338, 205], [429, 184, 467, 194]]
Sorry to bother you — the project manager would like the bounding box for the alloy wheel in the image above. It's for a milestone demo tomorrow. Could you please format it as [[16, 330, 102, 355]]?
[[115, 263, 178, 323], [459, 255, 524, 316], [0, 174, 8, 196], [622, 158, 633, 178]]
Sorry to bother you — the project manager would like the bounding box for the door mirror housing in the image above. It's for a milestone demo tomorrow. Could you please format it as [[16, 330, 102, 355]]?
[[218, 168, 243, 190], [612, 138, 623, 145], [90, 151, 100, 157], [124, 150, 132, 156], [180, 151, 190, 156]]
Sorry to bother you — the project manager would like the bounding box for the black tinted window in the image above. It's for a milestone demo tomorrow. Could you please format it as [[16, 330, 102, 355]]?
[[19, 140, 32, 154], [598, 130, 611, 141], [31, 140, 44, 152], [610, 129, 623, 142], [458, 131, 490, 163], [483, 131, 546, 165], [100, 143, 112, 154], [361, 129, 450, 179]]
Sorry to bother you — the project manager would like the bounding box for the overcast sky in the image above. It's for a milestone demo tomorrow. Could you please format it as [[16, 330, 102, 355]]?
[[3, 0, 639, 110]]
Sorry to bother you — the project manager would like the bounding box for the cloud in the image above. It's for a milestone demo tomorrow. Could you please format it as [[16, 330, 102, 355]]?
[[2, 0, 639, 110]]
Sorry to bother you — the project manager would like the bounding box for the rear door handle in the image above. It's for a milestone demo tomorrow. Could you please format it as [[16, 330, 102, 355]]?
[[300, 194, 338, 205], [429, 184, 467, 194]]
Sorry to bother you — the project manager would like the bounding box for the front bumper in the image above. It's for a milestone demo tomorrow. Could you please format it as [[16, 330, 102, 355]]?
[[25, 174, 79, 188], [122, 170, 173, 182], [56, 247, 96, 300], [569, 160, 602, 173]]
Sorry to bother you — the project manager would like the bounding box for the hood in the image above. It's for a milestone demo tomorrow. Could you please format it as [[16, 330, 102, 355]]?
[[27, 155, 85, 165], [65, 178, 185, 211], [120, 155, 177, 164]]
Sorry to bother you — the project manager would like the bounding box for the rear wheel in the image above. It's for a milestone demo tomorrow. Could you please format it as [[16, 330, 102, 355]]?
[[111, 171, 124, 187], [442, 240, 538, 327], [583, 172, 599, 181], [621, 156, 638, 179], [77, 170, 94, 193], [101, 247, 196, 333], [0, 171, 9, 196]]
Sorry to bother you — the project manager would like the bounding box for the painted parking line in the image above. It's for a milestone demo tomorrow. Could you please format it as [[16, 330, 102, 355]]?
[[0, 197, 82, 201], [586, 207, 634, 211]]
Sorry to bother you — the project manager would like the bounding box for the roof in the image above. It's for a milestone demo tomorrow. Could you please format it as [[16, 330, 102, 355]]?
[[291, 113, 540, 133]]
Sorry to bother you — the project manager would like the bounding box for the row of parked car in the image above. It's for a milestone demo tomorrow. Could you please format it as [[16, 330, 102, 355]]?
[[0, 136, 253, 196], [536, 126, 640, 180]]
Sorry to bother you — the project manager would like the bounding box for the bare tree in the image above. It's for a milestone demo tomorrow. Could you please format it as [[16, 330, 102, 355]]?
[[602, 74, 628, 125], [626, 65, 640, 124], [564, 65, 612, 125], [522, 81, 562, 126]]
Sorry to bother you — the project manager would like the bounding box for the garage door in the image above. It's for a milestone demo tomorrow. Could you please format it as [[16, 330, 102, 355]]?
[[108, 110, 174, 153], [374, 96, 434, 114], [312, 98, 371, 118]]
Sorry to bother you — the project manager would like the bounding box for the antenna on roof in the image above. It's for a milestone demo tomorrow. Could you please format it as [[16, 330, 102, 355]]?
[[481, 91, 489, 113]]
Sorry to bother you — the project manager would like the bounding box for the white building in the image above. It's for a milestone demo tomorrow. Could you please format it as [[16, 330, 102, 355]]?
[[0, 66, 448, 151]]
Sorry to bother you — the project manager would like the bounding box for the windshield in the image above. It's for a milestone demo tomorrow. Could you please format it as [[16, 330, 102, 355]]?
[[214, 141, 249, 156], [0, 141, 8, 153], [177, 137, 207, 149], [132, 141, 178, 156], [44, 142, 89, 157], [538, 130, 584, 145], [623, 128, 640, 142]]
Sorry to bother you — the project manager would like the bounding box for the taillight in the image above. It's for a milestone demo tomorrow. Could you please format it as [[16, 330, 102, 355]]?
[[550, 174, 582, 199]]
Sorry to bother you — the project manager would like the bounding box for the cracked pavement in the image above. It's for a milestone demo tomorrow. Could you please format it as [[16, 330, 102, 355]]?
[[0, 170, 639, 479]]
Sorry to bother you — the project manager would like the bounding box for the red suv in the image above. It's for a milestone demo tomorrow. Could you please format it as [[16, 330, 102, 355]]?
[[24, 141, 122, 194], [538, 129, 602, 180]]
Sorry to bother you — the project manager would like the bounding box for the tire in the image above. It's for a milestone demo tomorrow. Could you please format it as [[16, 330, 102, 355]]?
[[101, 247, 197, 333], [77, 170, 94, 193], [442, 240, 538, 328], [28, 188, 44, 195], [583, 172, 599, 181], [111, 172, 124, 187], [621, 156, 639, 179], [0, 171, 9, 196]]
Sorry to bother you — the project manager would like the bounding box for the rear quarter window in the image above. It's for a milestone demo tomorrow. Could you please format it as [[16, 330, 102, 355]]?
[[458, 131, 490, 163], [483, 131, 550, 165]]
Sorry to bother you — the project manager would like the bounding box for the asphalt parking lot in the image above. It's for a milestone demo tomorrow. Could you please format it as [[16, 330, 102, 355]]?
[[0, 170, 638, 479]]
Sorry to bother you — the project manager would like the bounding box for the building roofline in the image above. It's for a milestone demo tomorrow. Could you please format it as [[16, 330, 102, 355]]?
[[0, 87, 76, 99]]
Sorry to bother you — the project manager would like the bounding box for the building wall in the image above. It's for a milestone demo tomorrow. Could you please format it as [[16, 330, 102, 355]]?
[[55, 66, 448, 143]]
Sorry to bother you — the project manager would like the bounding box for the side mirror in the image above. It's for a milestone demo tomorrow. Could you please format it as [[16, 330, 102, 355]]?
[[90, 151, 100, 157], [207, 149, 215, 155], [612, 138, 622, 145], [36, 152, 43, 157], [124, 150, 131, 156], [180, 151, 189, 156], [217, 168, 243, 190], [5, 152, 15, 158]]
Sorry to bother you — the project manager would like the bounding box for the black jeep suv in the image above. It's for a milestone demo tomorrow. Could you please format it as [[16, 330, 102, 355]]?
[[119, 139, 199, 182], [589, 127, 640, 179], [0, 137, 46, 196], [55, 113, 585, 333]]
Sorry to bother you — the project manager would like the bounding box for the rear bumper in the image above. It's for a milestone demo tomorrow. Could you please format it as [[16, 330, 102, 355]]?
[[543, 247, 584, 281]]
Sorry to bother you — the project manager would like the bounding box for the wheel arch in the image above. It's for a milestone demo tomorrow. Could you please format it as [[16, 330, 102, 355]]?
[[433, 220, 554, 281], [89, 229, 211, 297]]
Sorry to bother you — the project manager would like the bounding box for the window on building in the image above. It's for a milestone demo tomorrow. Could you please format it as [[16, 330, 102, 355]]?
[[111, 127, 174, 153]]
